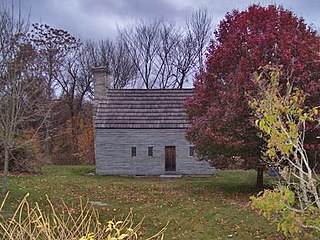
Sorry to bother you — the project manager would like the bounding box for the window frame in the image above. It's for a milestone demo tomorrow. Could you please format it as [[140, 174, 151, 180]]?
[[189, 145, 195, 157], [131, 146, 137, 157], [148, 146, 153, 157]]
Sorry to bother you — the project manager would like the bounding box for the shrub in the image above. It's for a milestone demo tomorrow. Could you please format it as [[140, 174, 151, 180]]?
[[9, 144, 46, 173], [0, 193, 167, 240], [0, 135, 46, 174], [251, 187, 320, 239]]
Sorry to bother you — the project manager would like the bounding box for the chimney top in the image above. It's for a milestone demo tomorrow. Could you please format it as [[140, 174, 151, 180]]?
[[91, 66, 109, 74]]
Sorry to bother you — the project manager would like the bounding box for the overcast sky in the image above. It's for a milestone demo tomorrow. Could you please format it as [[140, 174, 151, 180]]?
[[4, 0, 320, 40]]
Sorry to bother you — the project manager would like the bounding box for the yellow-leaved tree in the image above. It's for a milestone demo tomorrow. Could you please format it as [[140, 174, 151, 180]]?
[[250, 65, 320, 239]]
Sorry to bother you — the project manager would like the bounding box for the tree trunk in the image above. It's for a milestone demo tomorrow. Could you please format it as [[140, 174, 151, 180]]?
[[44, 109, 53, 162], [256, 164, 264, 190], [45, 124, 52, 161], [71, 116, 79, 164], [2, 144, 9, 195]]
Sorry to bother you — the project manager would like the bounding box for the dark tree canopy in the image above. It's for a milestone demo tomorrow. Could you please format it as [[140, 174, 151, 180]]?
[[186, 4, 320, 161]]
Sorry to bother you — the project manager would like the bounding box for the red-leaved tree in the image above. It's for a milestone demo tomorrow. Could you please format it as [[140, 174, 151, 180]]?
[[186, 4, 320, 186]]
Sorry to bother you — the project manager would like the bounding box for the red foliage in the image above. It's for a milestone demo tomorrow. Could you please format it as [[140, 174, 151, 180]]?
[[186, 4, 320, 161]]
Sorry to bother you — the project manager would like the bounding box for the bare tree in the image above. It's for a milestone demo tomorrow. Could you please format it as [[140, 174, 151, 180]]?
[[117, 8, 212, 89], [119, 19, 163, 89], [156, 21, 180, 88], [170, 8, 212, 88], [90, 40, 113, 69], [29, 23, 78, 98], [29, 23, 78, 159], [86, 39, 137, 89], [111, 40, 137, 89], [76, 41, 95, 100], [187, 7, 212, 70], [0, 6, 47, 193], [171, 31, 198, 88]]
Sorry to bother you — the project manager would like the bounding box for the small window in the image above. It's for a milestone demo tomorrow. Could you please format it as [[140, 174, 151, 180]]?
[[131, 147, 136, 157], [189, 146, 195, 157], [148, 146, 153, 157]]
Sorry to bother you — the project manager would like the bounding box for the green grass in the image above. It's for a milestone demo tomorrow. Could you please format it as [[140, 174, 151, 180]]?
[[2, 165, 284, 239]]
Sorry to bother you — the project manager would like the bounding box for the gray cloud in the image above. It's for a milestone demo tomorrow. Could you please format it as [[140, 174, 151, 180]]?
[[80, 0, 189, 20], [3, 0, 320, 40]]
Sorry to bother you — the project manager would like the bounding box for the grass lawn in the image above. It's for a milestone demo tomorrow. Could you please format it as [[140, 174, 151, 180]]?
[[2, 165, 285, 239]]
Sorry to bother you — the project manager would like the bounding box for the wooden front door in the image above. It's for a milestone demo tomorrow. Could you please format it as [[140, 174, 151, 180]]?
[[165, 146, 176, 171]]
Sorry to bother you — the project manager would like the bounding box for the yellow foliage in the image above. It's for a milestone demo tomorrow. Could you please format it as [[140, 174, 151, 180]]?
[[250, 64, 318, 160], [250, 64, 320, 239], [251, 187, 320, 239]]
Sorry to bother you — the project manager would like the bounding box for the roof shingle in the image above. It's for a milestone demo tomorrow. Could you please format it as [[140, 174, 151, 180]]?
[[94, 89, 192, 129]]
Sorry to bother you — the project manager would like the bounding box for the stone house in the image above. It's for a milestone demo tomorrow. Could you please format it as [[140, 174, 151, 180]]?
[[93, 67, 215, 176]]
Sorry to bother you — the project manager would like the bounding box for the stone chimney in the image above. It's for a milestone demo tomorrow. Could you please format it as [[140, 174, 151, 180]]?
[[92, 66, 110, 110]]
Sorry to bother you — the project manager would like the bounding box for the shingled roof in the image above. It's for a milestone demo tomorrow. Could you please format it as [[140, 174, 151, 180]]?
[[94, 89, 193, 129]]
